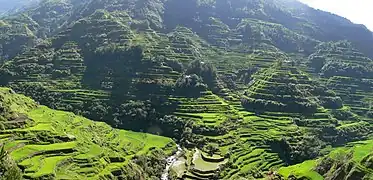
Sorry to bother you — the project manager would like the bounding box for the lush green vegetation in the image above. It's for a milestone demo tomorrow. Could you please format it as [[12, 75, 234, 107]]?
[[0, 145, 23, 180], [278, 140, 373, 179], [0, 88, 175, 179], [0, 0, 373, 179]]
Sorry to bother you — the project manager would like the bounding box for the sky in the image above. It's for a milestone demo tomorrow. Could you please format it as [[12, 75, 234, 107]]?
[[298, 0, 373, 31]]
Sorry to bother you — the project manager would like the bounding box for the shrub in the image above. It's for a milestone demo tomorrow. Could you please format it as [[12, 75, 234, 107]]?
[[331, 108, 358, 121], [113, 100, 156, 130], [175, 74, 207, 97], [278, 136, 325, 165], [0, 146, 22, 180], [186, 60, 218, 88]]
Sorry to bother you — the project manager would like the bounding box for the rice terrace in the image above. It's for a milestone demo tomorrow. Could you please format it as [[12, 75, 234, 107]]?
[[0, 0, 373, 179]]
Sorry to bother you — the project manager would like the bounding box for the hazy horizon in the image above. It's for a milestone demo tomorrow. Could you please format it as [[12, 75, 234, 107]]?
[[299, 0, 373, 31]]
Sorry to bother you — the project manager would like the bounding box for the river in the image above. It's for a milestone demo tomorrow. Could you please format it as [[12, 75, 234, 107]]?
[[161, 144, 183, 180]]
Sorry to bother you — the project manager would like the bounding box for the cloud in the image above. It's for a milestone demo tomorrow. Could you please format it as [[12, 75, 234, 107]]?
[[298, 0, 373, 31]]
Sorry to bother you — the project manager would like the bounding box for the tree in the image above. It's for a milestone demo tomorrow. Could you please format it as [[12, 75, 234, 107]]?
[[186, 60, 218, 88], [175, 74, 207, 97], [87, 101, 108, 121], [308, 55, 326, 72], [0, 146, 22, 180], [113, 100, 156, 130], [205, 144, 219, 156], [279, 136, 325, 165], [157, 115, 187, 138]]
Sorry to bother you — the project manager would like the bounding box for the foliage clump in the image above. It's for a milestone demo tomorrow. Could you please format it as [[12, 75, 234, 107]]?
[[0, 146, 22, 180]]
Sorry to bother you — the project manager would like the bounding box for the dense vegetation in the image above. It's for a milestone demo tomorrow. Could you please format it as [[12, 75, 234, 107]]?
[[0, 87, 175, 179], [0, 0, 373, 179]]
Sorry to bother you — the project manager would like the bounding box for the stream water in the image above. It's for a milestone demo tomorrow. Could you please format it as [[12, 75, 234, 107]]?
[[161, 144, 183, 180]]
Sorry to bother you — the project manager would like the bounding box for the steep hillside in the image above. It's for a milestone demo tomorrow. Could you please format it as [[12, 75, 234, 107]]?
[[308, 41, 373, 117], [278, 139, 373, 180], [1, 0, 373, 179], [0, 88, 175, 179], [1, 0, 372, 61]]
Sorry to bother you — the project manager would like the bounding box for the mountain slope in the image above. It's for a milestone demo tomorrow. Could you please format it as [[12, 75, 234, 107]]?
[[1, 0, 372, 61], [279, 139, 373, 180], [0, 87, 175, 179], [1, 0, 373, 179]]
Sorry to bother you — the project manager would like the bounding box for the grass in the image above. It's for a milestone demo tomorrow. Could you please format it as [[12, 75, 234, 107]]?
[[0, 87, 36, 113], [0, 87, 176, 179], [172, 93, 234, 127], [118, 130, 174, 155], [192, 149, 226, 171], [23, 123, 54, 131], [350, 140, 373, 162], [236, 149, 264, 165], [10, 142, 77, 161], [278, 140, 373, 180], [278, 160, 323, 180], [9, 105, 174, 178], [32, 156, 71, 177], [74, 143, 102, 160], [20, 155, 43, 173], [3, 140, 28, 150]]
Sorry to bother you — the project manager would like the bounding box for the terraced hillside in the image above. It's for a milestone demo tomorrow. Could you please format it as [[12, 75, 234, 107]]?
[[308, 41, 373, 117], [0, 88, 176, 179], [157, 65, 372, 179], [279, 139, 373, 179], [168, 89, 291, 179], [1, 0, 373, 179], [0, 16, 37, 62]]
